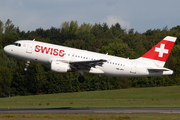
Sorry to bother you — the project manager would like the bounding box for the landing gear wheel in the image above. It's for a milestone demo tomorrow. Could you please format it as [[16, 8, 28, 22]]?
[[78, 76, 85, 83]]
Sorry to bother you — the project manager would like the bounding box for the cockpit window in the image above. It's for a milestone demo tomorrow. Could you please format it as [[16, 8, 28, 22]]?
[[12, 43, 21, 47]]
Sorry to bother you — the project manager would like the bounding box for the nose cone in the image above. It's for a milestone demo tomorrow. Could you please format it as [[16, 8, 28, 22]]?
[[3, 46, 8, 54], [3, 45, 18, 57], [3, 45, 11, 55]]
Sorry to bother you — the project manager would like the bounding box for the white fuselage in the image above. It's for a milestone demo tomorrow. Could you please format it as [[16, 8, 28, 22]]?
[[3, 40, 173, 77]]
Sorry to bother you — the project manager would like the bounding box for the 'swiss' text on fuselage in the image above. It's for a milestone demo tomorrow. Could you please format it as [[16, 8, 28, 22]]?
[[35, 45, 65, 57]]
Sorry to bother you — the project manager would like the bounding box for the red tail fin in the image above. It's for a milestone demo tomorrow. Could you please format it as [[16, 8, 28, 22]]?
[[141, 36, 176, 62], [138, 36, 176, 67]]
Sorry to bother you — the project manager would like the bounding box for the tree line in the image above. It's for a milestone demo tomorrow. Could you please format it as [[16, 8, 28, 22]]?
[[0, 19, 180, 97]]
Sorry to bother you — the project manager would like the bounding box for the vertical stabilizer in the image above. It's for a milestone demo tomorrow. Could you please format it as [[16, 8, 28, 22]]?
[[138, 36, 176, 67]]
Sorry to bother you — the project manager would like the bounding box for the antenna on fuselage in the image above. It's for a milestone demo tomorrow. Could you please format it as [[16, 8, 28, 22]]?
[[33, 39, 35, 41]]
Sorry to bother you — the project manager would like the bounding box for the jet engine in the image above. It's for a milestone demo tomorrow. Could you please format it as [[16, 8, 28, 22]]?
[[51, 61, 71, 73]]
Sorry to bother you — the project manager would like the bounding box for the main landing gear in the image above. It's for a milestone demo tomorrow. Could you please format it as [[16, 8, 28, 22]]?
[[78, 71, 85, 83], [78, 76, 85, 83]]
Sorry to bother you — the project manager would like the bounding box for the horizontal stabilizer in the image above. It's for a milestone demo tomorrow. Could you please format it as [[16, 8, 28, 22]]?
[[147, 67, 171, 71]]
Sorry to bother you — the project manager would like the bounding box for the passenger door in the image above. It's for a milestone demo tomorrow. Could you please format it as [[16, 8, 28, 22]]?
[[26, 42, 33, 53]]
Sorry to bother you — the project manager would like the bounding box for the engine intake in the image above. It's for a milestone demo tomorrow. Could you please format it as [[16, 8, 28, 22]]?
[[51, 61, 71, 73]]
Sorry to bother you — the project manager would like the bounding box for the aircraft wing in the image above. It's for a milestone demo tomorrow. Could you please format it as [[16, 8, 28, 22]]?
[[70, 59, 106, 64], [64, 59, 106, 73], [50, 59, 107, 73], [53, 59, 107, 71], [69, 59, 107, 68]]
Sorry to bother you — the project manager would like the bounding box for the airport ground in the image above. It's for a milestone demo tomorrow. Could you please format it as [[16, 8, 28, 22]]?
[[0, 86, 180, 120], [0, 86, 180, 108]]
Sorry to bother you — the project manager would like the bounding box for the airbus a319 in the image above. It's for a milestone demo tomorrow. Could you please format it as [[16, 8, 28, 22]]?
[[3, 36, 176, 83]]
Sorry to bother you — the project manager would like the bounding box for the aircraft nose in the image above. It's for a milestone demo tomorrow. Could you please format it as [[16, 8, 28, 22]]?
[[3, 45, 10, 54]]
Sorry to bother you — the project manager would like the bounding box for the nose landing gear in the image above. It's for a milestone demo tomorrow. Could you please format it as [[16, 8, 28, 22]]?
[[24, 60, 30, 71]]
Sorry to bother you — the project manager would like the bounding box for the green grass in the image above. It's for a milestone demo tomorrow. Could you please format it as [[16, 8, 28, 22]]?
[[1, 113, 180, 120], [0, 86, 180, 108]]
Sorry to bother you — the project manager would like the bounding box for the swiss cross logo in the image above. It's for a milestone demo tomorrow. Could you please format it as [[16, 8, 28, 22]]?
[[155, 44, 169, 57]]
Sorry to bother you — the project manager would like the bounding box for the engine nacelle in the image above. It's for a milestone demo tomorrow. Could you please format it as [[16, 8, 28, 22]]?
[[51, 61, 71, 73]]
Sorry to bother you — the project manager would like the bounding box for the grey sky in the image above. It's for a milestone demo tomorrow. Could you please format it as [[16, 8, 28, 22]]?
[[0, 0, 179, 33]]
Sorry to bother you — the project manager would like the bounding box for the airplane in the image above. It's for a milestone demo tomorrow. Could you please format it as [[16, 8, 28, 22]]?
[[3, 36, 176, 83]]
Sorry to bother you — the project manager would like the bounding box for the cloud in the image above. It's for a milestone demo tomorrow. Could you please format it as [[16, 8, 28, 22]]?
[[17, 1, 23, 7], [101, 16, 131, 29]]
